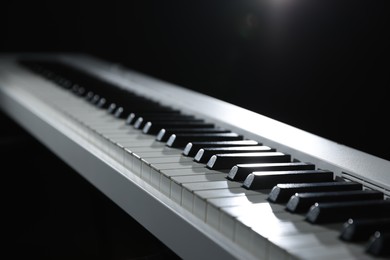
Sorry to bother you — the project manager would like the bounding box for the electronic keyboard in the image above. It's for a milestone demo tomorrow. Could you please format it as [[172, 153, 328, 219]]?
[[0, 53, 389, 259]]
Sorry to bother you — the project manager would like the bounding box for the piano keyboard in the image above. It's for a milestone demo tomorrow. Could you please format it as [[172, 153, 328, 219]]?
[[1, 54, 389, 259]]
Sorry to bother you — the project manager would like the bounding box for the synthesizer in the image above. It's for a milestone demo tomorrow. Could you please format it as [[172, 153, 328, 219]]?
[[0, 54, 389, 259]]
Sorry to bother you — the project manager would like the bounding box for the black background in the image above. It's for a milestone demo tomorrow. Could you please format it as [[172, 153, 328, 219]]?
[[2, 0, 389, 159]]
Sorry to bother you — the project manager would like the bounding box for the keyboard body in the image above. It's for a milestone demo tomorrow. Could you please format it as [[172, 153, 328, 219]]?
[[0, 53, 389, 259]]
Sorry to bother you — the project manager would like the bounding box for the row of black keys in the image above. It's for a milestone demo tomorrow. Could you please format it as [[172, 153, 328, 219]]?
[[20, 59, 390, 257]]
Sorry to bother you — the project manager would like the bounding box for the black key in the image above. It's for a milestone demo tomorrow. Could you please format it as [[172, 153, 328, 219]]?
[[268, 181, 363, 203], [183, 140, 260, 157], [118, 98, 181, 119], [107, 102, 121, 114], [71, 84, 86, 96], [142, 122, 215, 135], [106, 102, 119, 113], [113, 103, 157, 117], [227, 162, 316, 182], [76, 86, 86, 96], [113, 106, 125, 117], [156, 128, 230, 142], [166, 133, 244, 148], [133, 114, 196, 128], [133, 114, 204, 129], [109, 99, 176, 119], [112, 95, 151, 108], [85, 91, 95, 102], [340, 218, 390, 242], [286, 190, 383, 213], [194, 146, 275, 163], [206, 152, 291, 170], [97, 97, 108, 108], [242, 170, 333, 190], [91, 94, 101, 105], [142, 122, 221, 137], [306, 200, 390, 224], [366, 231, 390, 257], [126, 111, 181, 125], [134, 116, 201, 129], [55, 77, 73, 89]]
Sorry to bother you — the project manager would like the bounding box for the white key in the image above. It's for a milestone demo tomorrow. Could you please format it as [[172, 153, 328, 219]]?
[[129, 146, 182, 154], [199, 190, 264, 222], [132, 153, 143, 175], [172, 174, 227, 183], [140, 158, 152, 181], [203, 189, 262, 229], [219, 203, 302, 240], [151, 164, 207, 196], [166, 174, 227, 206], [291, 246, 371, 260], [152, 162, 205, 171], [135, 151, 185, 158], [141, 156, 193, 164], [207, 194, 268, 208], [121, 139, 161, 148], [273, 231, 370, 260], [104, 133, 153, 141], [157, 168, 219, 200], [123, 148, 134, 173], [139, 156, 193, 182], [181, 181, 242, 212], [161, 167, 219, 177]]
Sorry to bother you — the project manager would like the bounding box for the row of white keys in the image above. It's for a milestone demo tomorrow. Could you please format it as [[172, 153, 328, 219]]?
[[21, 70, 380, 260]]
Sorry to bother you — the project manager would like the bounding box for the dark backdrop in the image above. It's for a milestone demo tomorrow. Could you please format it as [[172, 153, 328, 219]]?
[[2, 0, 389, 160]]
